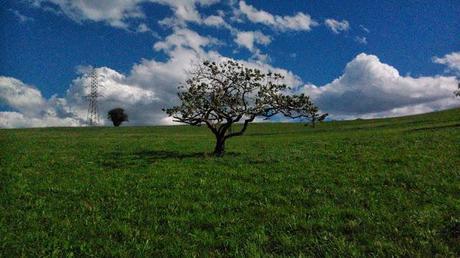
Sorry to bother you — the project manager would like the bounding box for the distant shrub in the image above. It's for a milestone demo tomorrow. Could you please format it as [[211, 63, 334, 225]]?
[[108, 108, 128, 127]]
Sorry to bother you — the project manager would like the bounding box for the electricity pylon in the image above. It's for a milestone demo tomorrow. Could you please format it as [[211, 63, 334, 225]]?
[[86, 69, 102, 126]]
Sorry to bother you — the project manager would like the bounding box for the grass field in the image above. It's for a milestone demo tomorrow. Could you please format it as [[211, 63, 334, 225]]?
[[1, 108, 459, 256]]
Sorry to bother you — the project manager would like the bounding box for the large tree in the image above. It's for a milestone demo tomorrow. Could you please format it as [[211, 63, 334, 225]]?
[[164, 60, 322, 156]]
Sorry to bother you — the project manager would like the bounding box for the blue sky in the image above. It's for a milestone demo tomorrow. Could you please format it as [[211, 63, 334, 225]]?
[[0, 0, 459, 127]]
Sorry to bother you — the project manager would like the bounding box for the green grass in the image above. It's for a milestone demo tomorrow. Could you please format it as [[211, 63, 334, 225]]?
[[1, 108, 459, 257]]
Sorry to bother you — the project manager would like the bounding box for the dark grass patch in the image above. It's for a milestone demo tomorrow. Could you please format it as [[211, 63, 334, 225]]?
[[441, 217, 460, 251], [99, 150, 243, 169]]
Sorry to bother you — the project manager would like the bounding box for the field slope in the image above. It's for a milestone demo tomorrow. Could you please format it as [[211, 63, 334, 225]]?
[[1, 108, 459, 256]]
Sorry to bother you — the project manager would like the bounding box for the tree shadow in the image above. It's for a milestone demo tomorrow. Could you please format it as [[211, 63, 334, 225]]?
[[135, 150, 206, 160], [99, 150, 241, 169]]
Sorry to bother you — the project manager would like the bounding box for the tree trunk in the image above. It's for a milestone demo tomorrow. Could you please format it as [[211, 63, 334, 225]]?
[[213, 136, 226, 157]]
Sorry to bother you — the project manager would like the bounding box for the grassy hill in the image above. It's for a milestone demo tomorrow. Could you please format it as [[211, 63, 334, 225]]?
[[1, 108, 459, 256]]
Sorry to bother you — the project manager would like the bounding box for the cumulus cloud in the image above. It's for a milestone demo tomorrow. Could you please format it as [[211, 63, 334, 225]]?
[[238, 1, 318, 31], [64, 67, 162, 125], [233, 30, 272, 61], [30, 0, 218, 29], [324, 18, 350, 34], [136, 23, 151, 32], [0, 111, 81, 128], [433, 51, 460, 75], [0, 77, 82, 128], [30, 0, 145, 28], [234, 30, 271, 52], [299, 53, 459, 119], [156, 0, 218, 23], [3, 50, 458, 127], [1, 27, 301, 128], [203, 15, 229, 27], [0, 77, 47, 116], [55, 28, 220, 127], [137, 27, 298, 89], [153, 27, 219, 54], [156, 0, 220, 27], [4, 2, 457, 129], [0, 66, 169, 128], [135, 23, 161, 38], [354, 36, 367, 45], [28, 0, 284, 63]]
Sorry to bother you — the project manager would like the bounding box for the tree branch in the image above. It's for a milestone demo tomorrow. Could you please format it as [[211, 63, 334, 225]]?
[[224, 115, 256, 139]]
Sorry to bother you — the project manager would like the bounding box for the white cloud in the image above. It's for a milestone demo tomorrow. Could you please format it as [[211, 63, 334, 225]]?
[[153, 27, 219, 54], [0, 66, 170, 128], [3, 50, 458, 128], [354, 36, 367, 45], [324, 18, 350, 34], [203, 15, 228, 27], [238, 1, 318, 31], [29, 0, 276, 61], [3, 18, 457, 128], [154, 0, 219, 26], [156, 0, 201, 23], [136, 23, 161, 38], [359, 25, 370, 33], [0, 30, 201, 127], [238, 1, 274, 24], [30, 0, 145, 28], [233, 30, 272, 61], [136, 23, 150, 32], [0, 77, 82, 128], [0, 26, 303, 128], [0, 111, 81, 128], [299, 53, 459, 119], [234, 30, 271, 52], [64, 67, 162, 125], [0, 77, 47, 116], [433, 51, 460, 75], [138, 27, 297, 90], [9, 9, 35, 23], [30, 0, 219, 29]]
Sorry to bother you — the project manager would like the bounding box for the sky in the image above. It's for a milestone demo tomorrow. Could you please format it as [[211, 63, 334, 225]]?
[[0, 0, 459, 128]]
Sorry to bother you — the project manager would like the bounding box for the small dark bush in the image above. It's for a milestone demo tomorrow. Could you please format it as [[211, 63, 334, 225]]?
[[107, 108, 128, 127]]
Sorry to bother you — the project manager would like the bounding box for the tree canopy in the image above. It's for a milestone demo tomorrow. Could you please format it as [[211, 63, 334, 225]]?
[[164, 60, 325, 156]]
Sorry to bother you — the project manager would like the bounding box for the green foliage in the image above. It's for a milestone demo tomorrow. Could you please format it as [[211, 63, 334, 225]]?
[[164, 60, 321, 156], [1, 108, 459, 256]]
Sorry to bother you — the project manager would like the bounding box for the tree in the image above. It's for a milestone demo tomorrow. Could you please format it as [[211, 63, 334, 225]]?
[[107, 108, 128, 127], [268, 93, 328, 127], [163, 60, 320, 157], [306, 107, 328, 128]]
